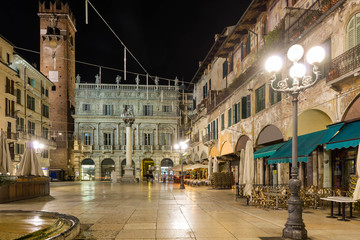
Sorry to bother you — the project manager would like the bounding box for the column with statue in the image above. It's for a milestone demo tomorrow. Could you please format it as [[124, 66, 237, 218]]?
[[121, 106, 136, 182]]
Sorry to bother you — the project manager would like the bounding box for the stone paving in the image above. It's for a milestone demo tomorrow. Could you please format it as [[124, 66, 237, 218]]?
[[1, 182, 360, 239]]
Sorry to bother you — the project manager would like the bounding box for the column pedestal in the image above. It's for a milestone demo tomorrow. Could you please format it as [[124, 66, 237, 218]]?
[[120, 114, 136, 183]]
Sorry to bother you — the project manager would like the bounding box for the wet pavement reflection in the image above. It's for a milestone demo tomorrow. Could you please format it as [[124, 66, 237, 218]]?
[[0, 182, 360, 239]]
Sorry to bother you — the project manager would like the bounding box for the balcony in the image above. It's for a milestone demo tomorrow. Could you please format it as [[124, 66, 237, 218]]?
[[6, 132, 17, 141], [202, 132, 217, 146], [161, 145, 172, 152], [190, 133, 199, 144], [143, 145, 153, 153], [101, 145, 113, 153], [327, 43, 360, 85], [82, 145, 93, 153]]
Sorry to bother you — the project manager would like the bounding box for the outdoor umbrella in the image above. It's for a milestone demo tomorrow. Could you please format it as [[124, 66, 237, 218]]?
[[16, 144, 44, 177], [353, 144, 360, 200], [208, 155, 213, 179], [238, 149, 245, 184], [213, 156, 219, 173], [0, 131, 12, 175], [243, 140, 254, 198]]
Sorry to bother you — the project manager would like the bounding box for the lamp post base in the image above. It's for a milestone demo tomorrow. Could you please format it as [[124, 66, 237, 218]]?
[[282, 178, 307, 240], [180, 183, 185, 189]]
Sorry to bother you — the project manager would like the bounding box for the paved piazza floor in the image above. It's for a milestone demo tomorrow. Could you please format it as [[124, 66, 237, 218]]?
[[1, 182, 360, 239]]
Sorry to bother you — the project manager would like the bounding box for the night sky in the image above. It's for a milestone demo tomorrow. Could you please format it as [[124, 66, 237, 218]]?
[[1, 0, 252, 86]]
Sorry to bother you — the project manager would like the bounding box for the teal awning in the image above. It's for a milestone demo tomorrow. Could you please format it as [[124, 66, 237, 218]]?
[[254, 142, 286, 159], [326, 121, 360, 150], [267, 130, 327, 164], [319, 122, 344, 144]]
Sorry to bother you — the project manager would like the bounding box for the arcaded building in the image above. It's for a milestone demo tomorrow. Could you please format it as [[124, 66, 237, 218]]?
[[188, 0, 360, 192], [72, 80, 181, 181]]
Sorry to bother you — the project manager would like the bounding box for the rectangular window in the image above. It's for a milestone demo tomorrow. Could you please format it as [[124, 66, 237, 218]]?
[[82, 104, 91, 111], [215, 118, 218, 139], [160, 133, 172, 145], [246, 34, 251, 55], [42, 150, 49, 158], [27, 95, 35, 111], [7, 53, 10, 64], [15, 143, 25, 155], [203, 85, 206, 99], [42, 104, 49, 118], [84, 133, 92, 145], [103, 133, 112, 145], [320, 38, 331, 79], [242, 95, 251, 119], [16, 89, 21, 104], [209, 79, 211, 91], [221, 113, 225, 131], [162, 105, 172, 112], [143, 105, 153, 116], [233, 104, 238, 124], [5, 98, 14, 117], [237, 102, 241, 122], [27, 77, 35, 88], [229, 54, 234, 73], [144, 133, 152, 145], [256, 85, 266, 113], [6, 78, 14, 95], [241, 43, 244, 60], [205, 83, 208, 97], [103, 104, 113, 115], [222, 60, 228, 78], [228, 108, 232, 127], [28, 121, 35, 135], [42, 127, 49, 139]]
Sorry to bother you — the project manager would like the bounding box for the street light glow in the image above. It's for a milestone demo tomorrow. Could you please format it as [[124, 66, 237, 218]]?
[[265, 55, 282, 73], [289, 63, 306, 79], [306, 46, 325, 65], [287, 44, 304, 63]]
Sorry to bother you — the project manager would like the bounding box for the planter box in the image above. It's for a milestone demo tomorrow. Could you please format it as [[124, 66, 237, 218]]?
[[0, 176, 50, 203]]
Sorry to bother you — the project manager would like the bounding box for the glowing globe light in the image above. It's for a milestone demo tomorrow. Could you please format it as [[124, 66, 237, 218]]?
[[287, 44, 304, 62], [265, 56, 283, 73], [289, 63, 306, 79], [306, 46, 325, 65], [174, 144, 179, 150]]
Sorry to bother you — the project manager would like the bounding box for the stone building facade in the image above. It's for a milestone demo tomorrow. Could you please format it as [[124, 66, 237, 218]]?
[[0, 35, 54, 175], [72, 81, 181, 181], [38, 1, 76, 179], [189, 0, 360, 191]]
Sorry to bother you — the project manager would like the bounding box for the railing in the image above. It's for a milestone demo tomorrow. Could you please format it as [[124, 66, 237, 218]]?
[[101, 145, 113, 152], [162, 145, 172, 152], [286, 0, 343, 41], [6, 132, 17, 140], [76, 83, 178, 91], [143, 145, 153, 152], [327, 43, 360, 82], [82, 145, 92, 152]]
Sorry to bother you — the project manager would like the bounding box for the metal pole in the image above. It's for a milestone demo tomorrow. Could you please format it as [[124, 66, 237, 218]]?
[[180, 155, 185, 189], [283, 92, 307, 239]]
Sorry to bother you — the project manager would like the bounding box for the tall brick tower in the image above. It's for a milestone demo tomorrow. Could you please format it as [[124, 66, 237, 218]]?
[[38, 0, 76, 180]]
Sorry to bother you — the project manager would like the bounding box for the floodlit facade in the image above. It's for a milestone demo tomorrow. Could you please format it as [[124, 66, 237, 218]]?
[[188, 0, 360, 192], [72, 81, 181, 181], [0, 35, 55, 175]]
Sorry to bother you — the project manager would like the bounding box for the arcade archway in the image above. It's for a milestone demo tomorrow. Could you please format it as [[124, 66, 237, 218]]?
[[81, 158, 95, 181], [101, 158, 115, 181], [161, 158, 174, 182], [142, 158, 155, 179]]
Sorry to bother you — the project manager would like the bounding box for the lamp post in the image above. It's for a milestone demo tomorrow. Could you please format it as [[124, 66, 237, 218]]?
[[174, 140, 188, 189], [265, 44, 325, 240]]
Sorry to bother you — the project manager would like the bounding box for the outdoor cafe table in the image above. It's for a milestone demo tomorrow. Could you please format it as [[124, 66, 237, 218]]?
[[320, 196, 357, 221]]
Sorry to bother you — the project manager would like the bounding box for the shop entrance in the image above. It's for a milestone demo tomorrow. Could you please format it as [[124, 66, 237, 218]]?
[[332, 148, 357, 192], [161, 158, 173, 182], [142, 159, 155, 180], [81, 159, 95, 181], [101, 158, 115, 181]]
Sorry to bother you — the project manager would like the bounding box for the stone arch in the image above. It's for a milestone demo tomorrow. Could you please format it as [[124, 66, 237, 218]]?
[[190, 154, 198, 164], [256, 124, 283, 146], [199, 151, 207, 162], [141, 158, 155, 178], [220, 141, 233, 155], [342, 94, 360, 121], [81, 158, 95, 181], [161, 158, 173, 167], [209, 146, 220, 157], [286, 109, 332, 139], [101, 158, 115, 181], [235, 135, 250, 152]]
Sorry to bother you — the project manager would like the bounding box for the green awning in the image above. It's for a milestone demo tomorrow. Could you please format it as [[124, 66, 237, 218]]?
[[326, 121, 360, 150], [254, 142, 286, 159], [319, 122, 344, 144], [267, 130, 327, 164]]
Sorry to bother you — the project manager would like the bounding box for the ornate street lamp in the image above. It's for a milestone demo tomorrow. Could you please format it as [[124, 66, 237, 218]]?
[[265, 44, 325, 240], [174, 140, 188, 189]]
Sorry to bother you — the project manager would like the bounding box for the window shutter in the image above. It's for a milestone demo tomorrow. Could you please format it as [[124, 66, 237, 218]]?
[[356, 14, 360, 46], [150, 133, 153, 145], [150, 105, 153, 115], [110, 105, 113, 115], [347, 17, 355, 50], [247, 95, 251, 118]]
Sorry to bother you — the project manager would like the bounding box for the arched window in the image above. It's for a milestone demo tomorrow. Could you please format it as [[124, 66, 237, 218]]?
[[346, 13, 360, 50]]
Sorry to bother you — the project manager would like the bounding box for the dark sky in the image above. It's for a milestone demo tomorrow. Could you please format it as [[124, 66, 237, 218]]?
[[0, 0, 252, 86]]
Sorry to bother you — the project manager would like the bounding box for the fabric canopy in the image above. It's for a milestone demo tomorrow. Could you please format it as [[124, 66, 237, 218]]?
[[268, 130, 327, 164], [326, 121, 360, 150], [0, 131, 12, 175], [16, 145, 44, 177], [243, 140, 254, 197], [254, 142, 286, 159]]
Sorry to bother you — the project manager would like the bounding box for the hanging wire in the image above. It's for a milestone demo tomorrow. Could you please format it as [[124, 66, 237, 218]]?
[[13, 45, 193, 85]]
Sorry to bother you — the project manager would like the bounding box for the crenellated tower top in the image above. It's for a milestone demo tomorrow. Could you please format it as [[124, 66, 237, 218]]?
[[38, 0, 76, 31]]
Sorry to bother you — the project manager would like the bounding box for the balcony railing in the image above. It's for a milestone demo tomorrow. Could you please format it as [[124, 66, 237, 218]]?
[[82, 145, 93, 153], [6, 132, 17, 140], [143, 145, 153, 153], [101, 145, 113, 152], [327, 43, 360, 82], [161, 145, 172, 152]]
